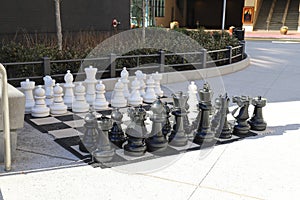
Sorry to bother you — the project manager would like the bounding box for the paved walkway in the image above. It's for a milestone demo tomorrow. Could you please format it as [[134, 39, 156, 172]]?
[[245, 30, 300, 40], [1, 39, 300, 200]]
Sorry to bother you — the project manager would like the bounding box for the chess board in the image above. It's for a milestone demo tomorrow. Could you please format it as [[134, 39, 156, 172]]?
[[24, 100, 261, 169]]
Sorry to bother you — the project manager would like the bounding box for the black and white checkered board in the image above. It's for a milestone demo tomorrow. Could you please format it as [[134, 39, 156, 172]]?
[[24, 100, 261, 169]]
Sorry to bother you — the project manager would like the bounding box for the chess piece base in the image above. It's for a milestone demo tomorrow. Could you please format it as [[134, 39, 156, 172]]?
[[249, 121, 267, 131], [31, 107, 50, 118], [72, 104, 89, 113], [50, 104, 68, 115], [146, 136, 168, 152], [124, 141, 146, 157], [193, 131, 215, 144], [233, 124, 251, 135], [93, 148, 115, 163], [169, 131, 188, 147], [219, 129, 232, 139]]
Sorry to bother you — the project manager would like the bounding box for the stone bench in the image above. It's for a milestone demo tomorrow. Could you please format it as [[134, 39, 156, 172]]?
[[0, 83, 25, 163]]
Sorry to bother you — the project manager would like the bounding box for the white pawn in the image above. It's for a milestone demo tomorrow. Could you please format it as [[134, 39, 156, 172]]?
[[111, 79, 127, 108], [63, 70, 75, 108], [20, 79, 35, 113], [72, 82, 89, 113], [43, 75, 55, 106], [120, 67, 130, 99], [135, 70, 146, 97], [143, 75, 157, 103], [50, 83, 68, 115], [84, 65, 97, 105], [31, 85, 50, 117], [128, 77, 143, 106], [94, 81, 109, 110], [152, 71, 164, 97], [187, 81, 198, 113]]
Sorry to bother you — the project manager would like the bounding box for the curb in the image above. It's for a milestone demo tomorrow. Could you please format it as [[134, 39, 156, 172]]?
[[101, 56, 250, 91]]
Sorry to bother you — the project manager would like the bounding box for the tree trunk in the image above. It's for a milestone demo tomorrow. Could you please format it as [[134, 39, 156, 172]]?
[[54, 0, 62, 51]]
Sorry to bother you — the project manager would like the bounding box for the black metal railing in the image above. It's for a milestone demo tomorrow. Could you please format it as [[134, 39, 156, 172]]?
[[3, 43, 245, 87]]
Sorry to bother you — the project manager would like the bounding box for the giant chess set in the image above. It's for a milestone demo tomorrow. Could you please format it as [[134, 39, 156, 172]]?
[[20, 66, 268, 168]]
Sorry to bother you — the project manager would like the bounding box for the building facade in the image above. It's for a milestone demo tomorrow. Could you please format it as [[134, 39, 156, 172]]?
[[0, 0, 131, 35]]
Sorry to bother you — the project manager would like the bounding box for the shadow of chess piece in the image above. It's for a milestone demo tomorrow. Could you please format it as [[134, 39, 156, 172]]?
[[169, 92, 188, 147], [232, 96, 251, 135], [93, 116, 115, 163], [146, 98, 168, 152], [248, 96, 267, 131], [162, 102, 171, 138], [193, 83, 215, 144], [218, 94, 232, 139], [124, 106, 147, 156], [109, 108, 126, 148], [79, 108, 98, 153]]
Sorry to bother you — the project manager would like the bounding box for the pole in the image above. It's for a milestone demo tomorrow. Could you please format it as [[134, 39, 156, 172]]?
[[0, 63, 11, 171], [222, 0, 227, 31]]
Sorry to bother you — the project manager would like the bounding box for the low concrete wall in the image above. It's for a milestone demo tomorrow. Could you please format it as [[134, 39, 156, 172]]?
[[100, 55, 250, 91], [0, 83, 25, 163]]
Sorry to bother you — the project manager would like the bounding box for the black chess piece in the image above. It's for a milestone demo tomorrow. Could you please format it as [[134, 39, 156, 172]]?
[[162, 102, 171, 138], [194, 83, 215, 144], [109, 108, 126, 148], [79, 109, 98, 153], [232, 96, 251, 135], [124, 105, 147, 156], [93, 116, 115, 163], [248, 96, 267, 131], [169, 91, 188, 147], [146, 98, 168, 152], [183, 101, 192, 138], [218, 94, 232, 139]]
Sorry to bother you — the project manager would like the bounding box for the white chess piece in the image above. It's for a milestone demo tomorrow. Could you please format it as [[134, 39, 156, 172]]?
[[152, 71, 164, 97], [72, 82, 89, 113], [187, 81, 198, 113], [63, 70, 75, 108], [135, 70, 146, 97], [143, 75, 157, 103], [111, 79, 127, 108], [50, 83, 68, 115], [43, 75, 55, 106], [94, 81, 109, 110], [120, 67, 130, 99], [31, 85, 50, 117], [84, 65, 97, 105], [128, 77, 143, 106], [20, 79, 35, 113]]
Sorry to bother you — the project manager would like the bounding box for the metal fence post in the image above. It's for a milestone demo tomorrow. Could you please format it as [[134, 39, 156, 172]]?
[[240, 41, 246, 59], [201, 49, 207, 68], [110, 53, 117, 78], [226, 46, 233, 64], [159, 50, 165, 73], [43, 57, 51, 75]]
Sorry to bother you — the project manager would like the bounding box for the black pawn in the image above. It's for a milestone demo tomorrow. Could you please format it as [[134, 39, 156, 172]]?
[[248, 96, 267, 131], [146, 98, 168, 152], [93, 116, 115, 163], [232, 96, 251, 135], [124, 106, 147, 156], [79, 109, 98, 153], [109, 108, 126, 148]]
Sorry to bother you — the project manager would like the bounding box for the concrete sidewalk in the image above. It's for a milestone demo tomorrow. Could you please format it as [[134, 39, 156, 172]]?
[[245, 30, 300, 40], [1, 40, 300, 200]]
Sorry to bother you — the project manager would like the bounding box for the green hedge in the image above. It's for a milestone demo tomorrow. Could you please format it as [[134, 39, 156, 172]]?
[[0, 29, 240, 79]]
